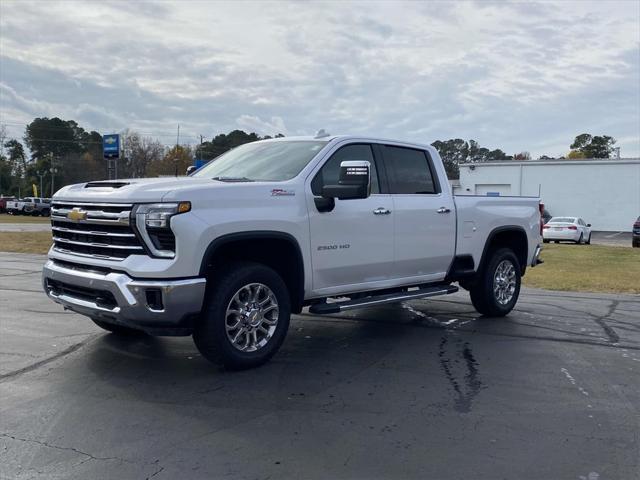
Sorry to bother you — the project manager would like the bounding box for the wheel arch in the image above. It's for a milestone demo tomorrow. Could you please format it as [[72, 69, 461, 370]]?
[[199, 231, 305, 313], [478, 226, 529, 276]]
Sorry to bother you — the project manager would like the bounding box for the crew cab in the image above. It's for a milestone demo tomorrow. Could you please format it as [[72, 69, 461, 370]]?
[[42, 135, 543, 369], [6, 197, 51, 216]]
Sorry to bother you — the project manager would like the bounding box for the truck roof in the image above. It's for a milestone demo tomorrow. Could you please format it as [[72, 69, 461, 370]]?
[[259, 134, 435, 152]]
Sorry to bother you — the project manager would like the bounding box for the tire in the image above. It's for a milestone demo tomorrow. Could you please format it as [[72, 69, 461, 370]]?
[[554, 241, 559, 244], [193, 262, 291, 370], [469, 248, 521, 317], [576, 233, 584, 244], [543, 239, 550, 244], [585, 234, 591, 245], [91, 318, 144, 335]]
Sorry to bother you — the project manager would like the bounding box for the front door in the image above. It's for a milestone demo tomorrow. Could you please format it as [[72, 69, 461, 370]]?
[[308, 143, 394, 294]]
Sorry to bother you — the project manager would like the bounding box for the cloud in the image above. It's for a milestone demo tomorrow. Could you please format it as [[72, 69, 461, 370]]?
[[0, 0, 638, 157]]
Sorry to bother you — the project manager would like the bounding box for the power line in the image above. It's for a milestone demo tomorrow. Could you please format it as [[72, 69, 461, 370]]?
[[0, 121, 207, 139]]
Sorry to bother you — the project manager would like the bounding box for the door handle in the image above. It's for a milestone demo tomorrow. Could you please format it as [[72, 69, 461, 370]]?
[[373, 207, 391, 215], [437, 207, 451, 214]]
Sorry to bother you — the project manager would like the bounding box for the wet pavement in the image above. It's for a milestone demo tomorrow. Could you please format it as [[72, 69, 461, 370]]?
[[1, 252, 638, 479]]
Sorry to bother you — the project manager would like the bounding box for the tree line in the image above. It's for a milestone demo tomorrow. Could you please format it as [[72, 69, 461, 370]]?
[[0, 116, 619, 196]]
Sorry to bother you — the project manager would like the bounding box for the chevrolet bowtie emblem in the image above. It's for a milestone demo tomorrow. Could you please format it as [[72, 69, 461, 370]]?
[[67, 208, 87, 222]]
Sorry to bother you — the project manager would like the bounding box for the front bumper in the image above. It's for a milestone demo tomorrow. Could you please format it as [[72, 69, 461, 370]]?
[[42, 259, 206, 335]]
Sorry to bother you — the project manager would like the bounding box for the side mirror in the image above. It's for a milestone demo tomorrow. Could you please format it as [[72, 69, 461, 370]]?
[[322, 160, 371, 200], [587, 223, 592, 227], [186, 165, 198, 176]]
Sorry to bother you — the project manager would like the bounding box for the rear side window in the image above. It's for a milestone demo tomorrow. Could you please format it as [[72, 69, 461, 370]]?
[[384, 146, 438, 194], [311, 144, 380, 195]]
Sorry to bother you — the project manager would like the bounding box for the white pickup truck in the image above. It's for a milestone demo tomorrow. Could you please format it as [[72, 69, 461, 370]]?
[[6, 197, 51, 216], [43, 134, 543, 369]]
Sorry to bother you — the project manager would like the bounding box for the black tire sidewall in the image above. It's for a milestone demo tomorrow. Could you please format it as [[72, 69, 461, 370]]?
[[473, 248, 521, 316], [195, 263, 291, 369]]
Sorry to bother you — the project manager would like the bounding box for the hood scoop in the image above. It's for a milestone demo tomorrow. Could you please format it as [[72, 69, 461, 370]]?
[[84, 181, 130, 189]]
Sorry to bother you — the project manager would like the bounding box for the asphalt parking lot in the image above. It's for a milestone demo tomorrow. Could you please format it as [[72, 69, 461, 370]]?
[[1, 252, 638, 480]]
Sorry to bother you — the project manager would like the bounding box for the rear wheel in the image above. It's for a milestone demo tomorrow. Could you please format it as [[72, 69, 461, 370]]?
[[193, 262, 291, 370], [469, 248, 521, 317], [576, 233, 584, 244], [91, 318, 144, 335], [543, 239, 550, 244]]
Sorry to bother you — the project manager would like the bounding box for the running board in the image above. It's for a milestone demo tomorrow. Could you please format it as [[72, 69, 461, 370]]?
[[308, 285, 459, 314]]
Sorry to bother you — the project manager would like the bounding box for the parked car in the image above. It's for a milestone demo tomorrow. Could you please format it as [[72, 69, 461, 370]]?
[[42, 134, 543, 369], [543, 216, 591, 244], [0, 196, 16, 213], [5, 197, 51, 216], [633, 216, 640, 248]]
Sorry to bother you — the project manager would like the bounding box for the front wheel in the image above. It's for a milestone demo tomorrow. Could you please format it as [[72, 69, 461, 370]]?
[[469, 248, 521, 317], [576, 233, 584, 245], [193, 262, 291, 370], [585, 233, 591, 245]]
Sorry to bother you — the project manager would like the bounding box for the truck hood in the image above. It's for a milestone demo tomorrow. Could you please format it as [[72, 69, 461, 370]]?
[[54, 177, 225, 203]]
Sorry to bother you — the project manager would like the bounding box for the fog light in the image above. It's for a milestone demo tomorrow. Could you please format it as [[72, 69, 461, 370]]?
[[145, 288, 164, 311]]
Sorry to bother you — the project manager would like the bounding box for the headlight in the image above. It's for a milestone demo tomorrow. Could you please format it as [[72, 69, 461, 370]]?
[[133, 202, 191, 258], [135, 202, 191, 228]]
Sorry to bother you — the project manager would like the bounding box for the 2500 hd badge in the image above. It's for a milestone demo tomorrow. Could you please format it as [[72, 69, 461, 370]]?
[[317, 244, 350, 251]]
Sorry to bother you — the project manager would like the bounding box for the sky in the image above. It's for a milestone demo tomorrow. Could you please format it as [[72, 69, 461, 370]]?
[[1, 0, 639, 158]]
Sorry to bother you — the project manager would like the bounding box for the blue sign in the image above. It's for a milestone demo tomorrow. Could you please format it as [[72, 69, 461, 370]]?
[[103, 134, 120, 158]]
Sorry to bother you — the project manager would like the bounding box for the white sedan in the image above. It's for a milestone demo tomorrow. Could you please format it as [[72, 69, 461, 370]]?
[[543, 217, 592, 244]]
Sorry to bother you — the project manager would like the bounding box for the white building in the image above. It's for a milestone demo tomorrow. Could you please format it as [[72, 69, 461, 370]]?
[[457, 158, 640, 232]]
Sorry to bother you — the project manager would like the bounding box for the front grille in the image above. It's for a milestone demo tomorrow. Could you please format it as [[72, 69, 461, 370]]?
[[50, 202, 145, 260], [46, 279, 118, 310]]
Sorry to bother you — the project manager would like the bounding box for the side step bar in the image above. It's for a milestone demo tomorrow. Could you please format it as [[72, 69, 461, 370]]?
[[308, 285, 459, 314]]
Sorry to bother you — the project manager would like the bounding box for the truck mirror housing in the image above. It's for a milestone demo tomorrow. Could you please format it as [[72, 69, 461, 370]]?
[[322, 160, 370, 200], [186, 165, 198, 176]]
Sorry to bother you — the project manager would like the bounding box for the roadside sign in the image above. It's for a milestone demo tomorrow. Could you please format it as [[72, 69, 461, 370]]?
[[103, 134, 120, 158]]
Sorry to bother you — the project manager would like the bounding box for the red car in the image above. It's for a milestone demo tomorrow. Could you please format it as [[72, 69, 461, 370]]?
[[0, 196, 16, 213]]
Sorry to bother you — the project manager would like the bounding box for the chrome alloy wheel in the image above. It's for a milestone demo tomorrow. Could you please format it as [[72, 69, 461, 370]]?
[[493, 260, 517, 305], [225, 283, 279, 352]]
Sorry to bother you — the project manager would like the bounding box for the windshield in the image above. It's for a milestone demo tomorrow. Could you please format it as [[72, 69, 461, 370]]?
[[192, 140, 328, 182], [549, 217, 575, 223]]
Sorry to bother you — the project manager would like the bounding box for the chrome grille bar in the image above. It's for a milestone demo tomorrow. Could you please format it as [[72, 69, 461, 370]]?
[[53, 236, 144, 250], [51, 226, 136, 238]]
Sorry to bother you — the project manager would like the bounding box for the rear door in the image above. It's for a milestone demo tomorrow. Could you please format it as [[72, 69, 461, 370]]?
[[308, 143, 395, 293], [382, 145, 455, 282]]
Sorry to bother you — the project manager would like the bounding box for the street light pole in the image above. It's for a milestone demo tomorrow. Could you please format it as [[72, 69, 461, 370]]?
[[36, 171, 44, 197]]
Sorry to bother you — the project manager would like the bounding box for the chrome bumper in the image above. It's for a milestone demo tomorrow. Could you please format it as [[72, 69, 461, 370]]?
[[42, 260, 206, 333]]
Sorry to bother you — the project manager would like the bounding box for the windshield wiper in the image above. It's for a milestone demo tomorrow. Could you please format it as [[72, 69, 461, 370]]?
[[212, 176, 254, 182]]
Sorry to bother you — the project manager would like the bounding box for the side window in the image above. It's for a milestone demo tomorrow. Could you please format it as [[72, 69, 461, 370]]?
[[311, 144, 380, 195], [384, 146, 438, 194]]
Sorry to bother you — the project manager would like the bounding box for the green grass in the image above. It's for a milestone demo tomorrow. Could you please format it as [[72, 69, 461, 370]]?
[[0, 232, 52, 254], [523, 243, 640, 294], [0, 231, 637, 295], [0, 213, 50, 223]]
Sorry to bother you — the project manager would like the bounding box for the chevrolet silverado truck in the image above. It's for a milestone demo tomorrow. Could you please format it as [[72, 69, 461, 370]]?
[[42, 134, 543, 369]]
